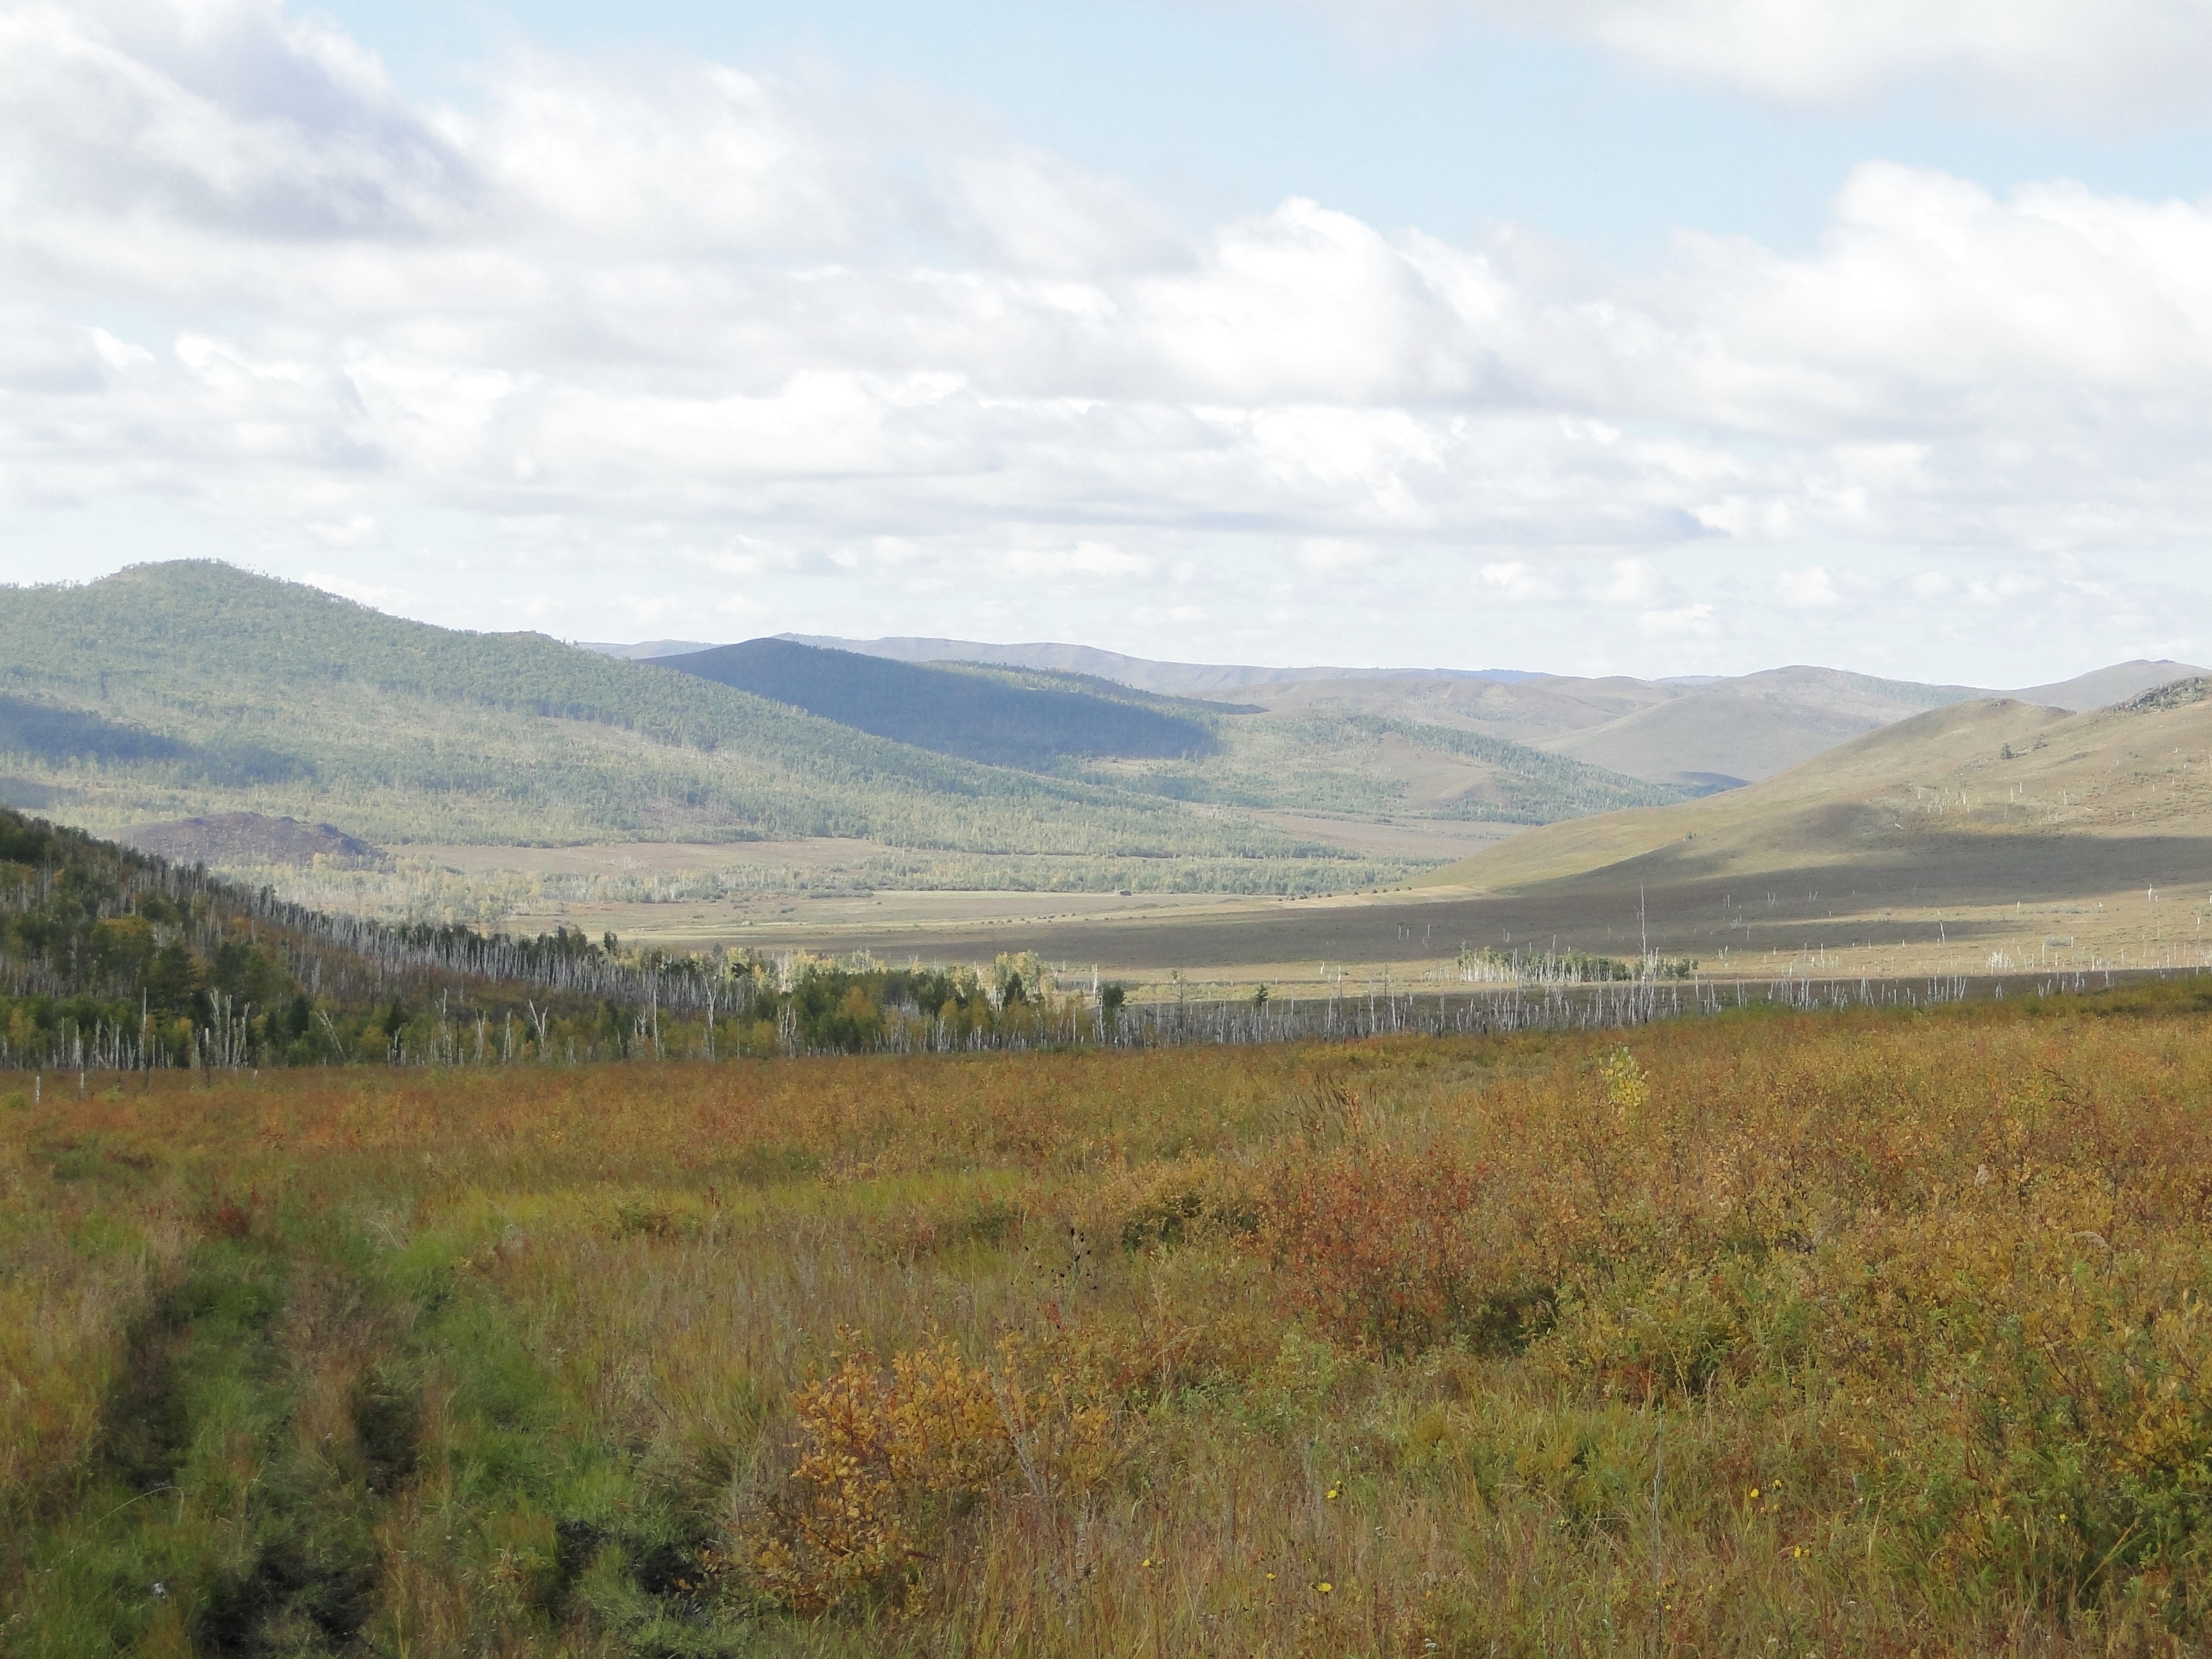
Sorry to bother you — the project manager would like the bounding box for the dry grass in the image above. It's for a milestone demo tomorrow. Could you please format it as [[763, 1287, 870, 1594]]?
[[8, 980, 2212, 1655]]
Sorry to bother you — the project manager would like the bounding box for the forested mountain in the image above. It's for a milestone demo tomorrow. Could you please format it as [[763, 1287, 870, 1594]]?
[[0, 563, 1294, 860], [654, 638, 1219, 768], [0, 563, 1685, 894]]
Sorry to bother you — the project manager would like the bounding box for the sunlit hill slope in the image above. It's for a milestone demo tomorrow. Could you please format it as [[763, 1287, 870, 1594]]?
[[1415, 680, 2212, 975]]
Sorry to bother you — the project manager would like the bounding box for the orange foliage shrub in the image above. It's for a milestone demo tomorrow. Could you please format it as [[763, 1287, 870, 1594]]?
[[748, 1334, 1118, 1614], [749, 1339, 1009, 1612], [1255, 1141, 1543, 1357]]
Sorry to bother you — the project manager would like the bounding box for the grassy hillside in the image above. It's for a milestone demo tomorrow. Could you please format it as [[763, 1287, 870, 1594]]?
[[1087, 710, 1685, 822], [1423, 688, 2212, 895], [655, 639, 1220, 768], [1352, 684, 2212, 978], [15, 987, 2212, 1652]]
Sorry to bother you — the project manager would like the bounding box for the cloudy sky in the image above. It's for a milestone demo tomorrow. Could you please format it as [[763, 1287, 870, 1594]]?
[[5, 0, 2212, 682]]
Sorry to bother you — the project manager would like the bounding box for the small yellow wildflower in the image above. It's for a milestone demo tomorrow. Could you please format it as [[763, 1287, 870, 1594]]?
[[1318, 1582, 1334, 1594], [1326, 1486, 1341, 1500]]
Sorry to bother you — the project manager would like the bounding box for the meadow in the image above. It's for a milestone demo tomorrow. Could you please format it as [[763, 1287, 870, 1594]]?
[[9, 982, 2212, 1655]]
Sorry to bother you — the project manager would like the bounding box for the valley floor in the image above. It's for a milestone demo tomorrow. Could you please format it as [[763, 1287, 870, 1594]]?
[[576, 847, 2212, 1004]]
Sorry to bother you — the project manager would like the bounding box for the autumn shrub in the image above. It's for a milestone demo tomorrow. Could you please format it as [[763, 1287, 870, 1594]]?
[[1255, 1140, 1547, 1357], [869, 1189, 1026, 1260], [745, 1334, 1119, 1614], [1537, 1253, 1800, 1402], [1793, 1201, 2212, 1623]]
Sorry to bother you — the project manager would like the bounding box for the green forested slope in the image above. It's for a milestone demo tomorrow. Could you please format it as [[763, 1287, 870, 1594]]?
[[0, 565, 1681, 890], [0, 564, 1286, 856]]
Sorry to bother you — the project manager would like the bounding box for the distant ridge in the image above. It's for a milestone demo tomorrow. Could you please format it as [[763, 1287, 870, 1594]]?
[[577, 638, 716, 661], [1421, 683, 2212, 898], [2007, 660, 2208, 712], [575, 633, 2212, 793], [652, 639, 1221, 767], [774, 634, 1539, 694]]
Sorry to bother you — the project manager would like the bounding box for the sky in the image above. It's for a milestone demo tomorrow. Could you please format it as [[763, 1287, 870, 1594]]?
[[4, 0, 2212, 682]]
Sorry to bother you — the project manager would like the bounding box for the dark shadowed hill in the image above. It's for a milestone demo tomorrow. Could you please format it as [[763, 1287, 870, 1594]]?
[[653, 639, 1221, 768]]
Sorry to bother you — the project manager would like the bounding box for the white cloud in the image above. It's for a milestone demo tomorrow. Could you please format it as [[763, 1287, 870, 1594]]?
[[1476, 561, 1557, 602], [1005, 540, 1156, 579], [8, 1, 2212, 677], [305, 513, 379, 547], [1590, 559, 1667, 605], [1639, 602, 1719, 637], [1773, 565, 1839, 607], [1279, 0, 2212, 116], [1295, 538, 1384, 572]]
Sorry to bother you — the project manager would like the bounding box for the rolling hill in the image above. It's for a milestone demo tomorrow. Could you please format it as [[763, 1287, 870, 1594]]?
[[787, 676, 2212, 982], [759, 632, 2202, 789], [0, 563, 1681, 898], [0, 562, 1298, 861], [1422, 681, 2212, 894], [1384, 677, 2212, 976], [1219, 661, 2205, 789], [1537, 667, 1973, 788]]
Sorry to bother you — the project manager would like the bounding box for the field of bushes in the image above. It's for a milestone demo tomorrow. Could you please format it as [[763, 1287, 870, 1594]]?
[[9, 980, 2212, 1655]]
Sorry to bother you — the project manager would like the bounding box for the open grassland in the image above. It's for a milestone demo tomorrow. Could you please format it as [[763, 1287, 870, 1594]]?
[[12, 985, 2212, 1654]]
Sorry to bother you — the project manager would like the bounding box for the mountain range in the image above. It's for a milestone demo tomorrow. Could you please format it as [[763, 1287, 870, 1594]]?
[[10, 563, 2201, 919], [0, 563, 1674, 894], [687, 635, 2201, 793]]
